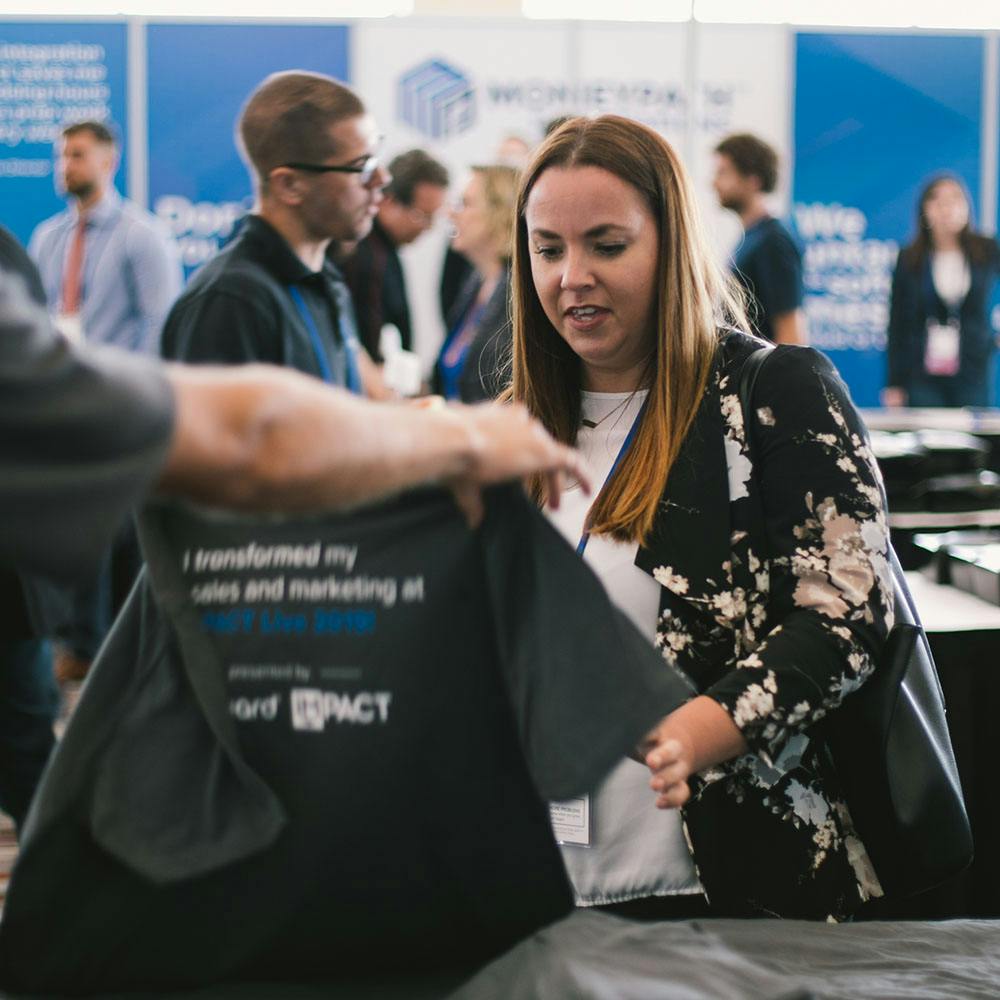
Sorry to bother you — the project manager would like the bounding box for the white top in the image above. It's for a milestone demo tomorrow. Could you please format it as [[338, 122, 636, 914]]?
[[546, 389, 702, 906], [931, 250, 971, 309]]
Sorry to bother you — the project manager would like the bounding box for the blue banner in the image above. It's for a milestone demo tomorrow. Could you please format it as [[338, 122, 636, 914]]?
[[147, 23, 351, 278], [793, 32, 984, 407], [0, 21, 128, 247]]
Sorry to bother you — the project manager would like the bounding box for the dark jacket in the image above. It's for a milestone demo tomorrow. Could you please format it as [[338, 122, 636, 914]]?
[[886, 244, 1000, 392], [633, 331, 892, 920], [433, 267, 512, 402], [340, 217, 412, 361]]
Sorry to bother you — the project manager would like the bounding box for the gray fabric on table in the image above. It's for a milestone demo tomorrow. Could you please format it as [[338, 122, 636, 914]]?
[[451, 912, 811, 1000], [451, 912, 1000, 1000]]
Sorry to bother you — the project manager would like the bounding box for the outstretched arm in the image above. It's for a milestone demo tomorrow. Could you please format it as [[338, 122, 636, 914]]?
[[160, 363, 589, 523]]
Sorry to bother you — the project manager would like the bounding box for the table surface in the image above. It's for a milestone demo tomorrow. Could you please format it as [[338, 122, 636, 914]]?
[[904, 570, 1000, 632], [860, 408, 1000, 434], [890, 509, 1000, 530]]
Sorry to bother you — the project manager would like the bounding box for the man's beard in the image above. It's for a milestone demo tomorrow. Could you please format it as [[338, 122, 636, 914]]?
[[66, 179, 96, 202]]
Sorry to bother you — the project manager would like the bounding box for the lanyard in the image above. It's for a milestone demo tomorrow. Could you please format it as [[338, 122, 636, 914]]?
[[288, 284, 362, 394], [576, 399, 648, 556]]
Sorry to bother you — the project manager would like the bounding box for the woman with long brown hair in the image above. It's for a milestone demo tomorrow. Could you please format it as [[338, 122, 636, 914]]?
[[510, 115, 893, 921], [884, 173, 1000, 408]]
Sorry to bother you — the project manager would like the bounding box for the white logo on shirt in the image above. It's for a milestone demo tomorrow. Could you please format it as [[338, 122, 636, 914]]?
[[229, 693, 281, 722], [290, 689, 392, 731]]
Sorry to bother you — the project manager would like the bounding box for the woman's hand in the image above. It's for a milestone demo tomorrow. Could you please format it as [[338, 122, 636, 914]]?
[[641, 695, 750, 810], [645, 730, 696, 810]]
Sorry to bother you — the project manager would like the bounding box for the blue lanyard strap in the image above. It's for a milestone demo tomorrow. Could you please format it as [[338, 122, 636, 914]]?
[[576, 398, 648, 556], [288, 283, 362, 394]]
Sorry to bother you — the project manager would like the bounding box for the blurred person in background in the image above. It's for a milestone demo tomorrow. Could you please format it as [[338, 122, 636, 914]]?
[[544, 116, 575, 138], [29, 120, 182, 355], [162, 71, 388, 401], [28, 120, 183, 683], [341, 149, 449, 362], [439, 136, 533, 328], [434, 165, 519, 403], [884, 174, 1000, 408], [496, 133, 532, 169], [713, 132, 807, 347]]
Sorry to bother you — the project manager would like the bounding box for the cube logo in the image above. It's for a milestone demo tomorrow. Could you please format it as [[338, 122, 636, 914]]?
[[398, 59, 476, 140]]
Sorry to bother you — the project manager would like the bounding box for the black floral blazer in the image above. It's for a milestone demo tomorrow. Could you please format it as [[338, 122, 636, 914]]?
[[633, 330, 893, 921]]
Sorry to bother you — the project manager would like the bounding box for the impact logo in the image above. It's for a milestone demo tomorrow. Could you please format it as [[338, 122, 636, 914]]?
[[290, 689, 392, 731], [398, 59, 475, 140]]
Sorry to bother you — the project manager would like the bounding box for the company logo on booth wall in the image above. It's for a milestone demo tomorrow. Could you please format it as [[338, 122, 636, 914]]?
[[154, 194, 251, 272], [396, 57, 736, 139], [398, 59, 476, 140], [485, 78, 726, 133], [794, 202, 898, 353]]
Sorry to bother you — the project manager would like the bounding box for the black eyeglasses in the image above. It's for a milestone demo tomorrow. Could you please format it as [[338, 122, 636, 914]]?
[[281, 154, 382, 185]]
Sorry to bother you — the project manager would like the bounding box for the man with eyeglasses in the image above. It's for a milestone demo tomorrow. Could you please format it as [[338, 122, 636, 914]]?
[[161, 71, 386, 395], [340, 149, 449, 363]]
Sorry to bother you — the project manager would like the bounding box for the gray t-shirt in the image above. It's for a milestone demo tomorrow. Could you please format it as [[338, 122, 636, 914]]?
[[0, 272, 175, 579]]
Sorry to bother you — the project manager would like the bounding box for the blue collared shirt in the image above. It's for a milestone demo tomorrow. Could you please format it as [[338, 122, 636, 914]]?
[[29, 188, 183, 355]]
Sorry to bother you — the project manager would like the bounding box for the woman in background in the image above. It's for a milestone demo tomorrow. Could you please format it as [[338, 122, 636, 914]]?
[[434, 165, 518, 403], [884, 174, 1000, 408]]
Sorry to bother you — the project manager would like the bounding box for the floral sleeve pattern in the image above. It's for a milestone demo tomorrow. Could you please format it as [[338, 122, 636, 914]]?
[[643, 339, 894, 918], [706, 347, 893, 765]]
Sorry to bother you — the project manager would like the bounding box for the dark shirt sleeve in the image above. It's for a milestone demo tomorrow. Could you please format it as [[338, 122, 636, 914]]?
[[0, 225, 46, 306], [459, 270, 512, 403], [341, 238, 382, 359], [753, 230, 803, 320], [161, 284, 282, 366], [0, 274, 175, 579]]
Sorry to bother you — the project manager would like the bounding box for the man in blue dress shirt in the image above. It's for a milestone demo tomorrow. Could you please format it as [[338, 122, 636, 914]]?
[[29, 120, 182, 354]]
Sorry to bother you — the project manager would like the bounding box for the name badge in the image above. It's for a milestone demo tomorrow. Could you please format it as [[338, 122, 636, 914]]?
[[54, 312, 85, 345], [382, 349, 423, 398], [550, 796, 591, 847], [924, 320, 960, 377], [380, 324, 422, 397]]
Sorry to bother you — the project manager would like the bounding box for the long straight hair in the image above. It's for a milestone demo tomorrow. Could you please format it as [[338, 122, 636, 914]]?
[[509, 115, 747, 545], [898, 173, 995, 272]]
